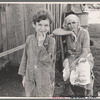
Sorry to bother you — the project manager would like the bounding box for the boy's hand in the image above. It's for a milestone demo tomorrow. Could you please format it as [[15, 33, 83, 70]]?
[[22, 76, 25, 87], [37, 32, 46, 46]]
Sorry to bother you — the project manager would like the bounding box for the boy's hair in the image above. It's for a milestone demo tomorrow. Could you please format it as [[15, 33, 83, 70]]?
[[32, 9, 54, 25]]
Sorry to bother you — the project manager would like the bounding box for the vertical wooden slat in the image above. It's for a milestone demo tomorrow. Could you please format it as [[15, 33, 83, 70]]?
[[28, 4, 36, 36], [50, 4, 53, 33], [1, 5, 7, 59], [62, 4, 68, 24], [55, 4, 59, 28], [59, 4, 63, 27], [6, 4, 18, 64], [52, 4, 55, 31], [46, 4, 48, 10], [24, 4, 31, 38], [14, 4, 25, 64], [59, 4, 64, 61], [46, 4, 49, 10], [53, 4, 56, 30], [55, 4, 59, 56], [54, 4, 64, 62], [0, 11, 3, 53]]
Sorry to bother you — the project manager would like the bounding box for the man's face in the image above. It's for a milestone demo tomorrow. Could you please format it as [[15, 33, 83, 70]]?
[[34, 19, 50, 37], [67, 19, 79, 32]]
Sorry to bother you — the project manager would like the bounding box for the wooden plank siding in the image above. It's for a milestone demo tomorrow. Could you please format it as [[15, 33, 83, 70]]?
[[13, 4, 25, 64], [46, 4, 66, 62], [0, 11, 3, 53], [6, 4, 18, 64], [0, 4, 71, 66], [1, 6, 8, 59]]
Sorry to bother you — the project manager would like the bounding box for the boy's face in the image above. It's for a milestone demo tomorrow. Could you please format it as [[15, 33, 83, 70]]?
[[33, 19, 50, 37]]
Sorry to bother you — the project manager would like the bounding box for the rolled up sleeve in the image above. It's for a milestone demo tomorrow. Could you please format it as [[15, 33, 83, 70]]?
[[18, 37, 29, 76]]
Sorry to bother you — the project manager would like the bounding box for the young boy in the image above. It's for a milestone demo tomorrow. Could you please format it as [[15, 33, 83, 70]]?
[[18, 9, 56, 97]]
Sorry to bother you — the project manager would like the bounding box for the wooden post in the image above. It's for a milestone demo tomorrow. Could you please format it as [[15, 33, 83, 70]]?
[[1, 5, 7, 59], [0, 11, 3, 53], [13, 4, 25, 64]]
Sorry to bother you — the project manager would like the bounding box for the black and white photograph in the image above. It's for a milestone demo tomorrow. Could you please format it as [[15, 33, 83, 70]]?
[[0, 2, 100, 98]]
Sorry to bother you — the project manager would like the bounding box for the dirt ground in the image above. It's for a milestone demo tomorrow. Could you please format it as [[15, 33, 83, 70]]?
[[0, 63, 97, 97], [0, 66, 24, 97], [0, 65, 65, 97]]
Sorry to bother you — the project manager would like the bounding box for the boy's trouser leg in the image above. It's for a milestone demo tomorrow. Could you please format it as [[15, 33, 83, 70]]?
[[24, 80, 36, 97]]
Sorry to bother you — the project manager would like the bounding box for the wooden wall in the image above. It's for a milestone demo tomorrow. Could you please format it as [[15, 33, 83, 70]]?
[[0, 4, 69, 65], [0, 4, 88, 66], [0, 4, 46, 65]]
